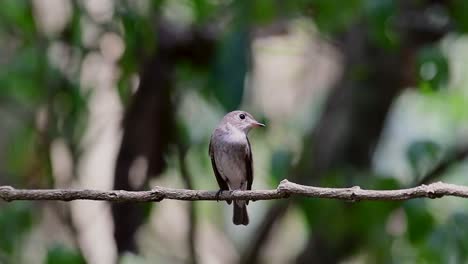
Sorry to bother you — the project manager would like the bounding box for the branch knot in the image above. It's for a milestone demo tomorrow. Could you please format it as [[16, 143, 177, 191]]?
[[0, 186, 14, 202], [150, 188, 165, 202], [277, 179, 291, 193], [349, 186, 361, 202]]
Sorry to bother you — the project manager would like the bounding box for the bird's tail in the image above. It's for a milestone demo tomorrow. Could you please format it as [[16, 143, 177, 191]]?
[[233, 201, 249, 225]]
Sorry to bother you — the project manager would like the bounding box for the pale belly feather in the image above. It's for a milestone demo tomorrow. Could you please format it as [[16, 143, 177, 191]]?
[[213, 129, 248, 191], [215, 151, 246, 190]]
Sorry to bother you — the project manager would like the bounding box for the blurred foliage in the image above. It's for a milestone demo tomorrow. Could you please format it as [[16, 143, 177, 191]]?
[[211, 26, 249, 110], [452, 0, 468, 32], [0, 202, 34, 258], [270, 149, 293, 185], [404, 200, 435, 244], [0, 0, 467, 263], [310, 0, 364, 33], [416, 212, 468, 263], [365, 0, 399, 50], [417, 46, 449, 91], [116, 1, 159, 106], [406, 140, 441, 180], [46, 245, 86, 264], [210, 1, 251, 110], [6, 124, 38, 180]]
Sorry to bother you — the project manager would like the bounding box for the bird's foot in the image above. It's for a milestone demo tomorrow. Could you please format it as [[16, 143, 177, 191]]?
[[215, 189, 224, 202], [216, 189, 232, 204]]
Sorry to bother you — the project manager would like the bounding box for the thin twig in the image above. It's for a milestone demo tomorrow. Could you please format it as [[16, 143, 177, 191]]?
[[1, 180, 468, 202]]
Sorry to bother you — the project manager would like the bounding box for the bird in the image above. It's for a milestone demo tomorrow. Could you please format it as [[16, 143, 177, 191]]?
[[209, 110, 264, 225]]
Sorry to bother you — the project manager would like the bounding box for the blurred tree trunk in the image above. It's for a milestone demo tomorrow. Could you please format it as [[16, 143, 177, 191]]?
[[112, 49, 174, 253], [112, 21, 216, 254]]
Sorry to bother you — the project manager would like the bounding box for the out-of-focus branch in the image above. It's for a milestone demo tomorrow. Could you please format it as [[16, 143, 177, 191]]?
[[240, 200, 290, 264], [111, 19, 217, 253], [417, 147, 468, 185], [2, 180, 468, 202]]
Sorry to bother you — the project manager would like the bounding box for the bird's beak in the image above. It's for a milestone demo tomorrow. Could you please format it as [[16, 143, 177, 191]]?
[[251, 121, 265, 127]]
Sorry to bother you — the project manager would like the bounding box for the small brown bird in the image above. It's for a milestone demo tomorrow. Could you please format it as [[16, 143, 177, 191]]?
[[209, 110, 264, 225]]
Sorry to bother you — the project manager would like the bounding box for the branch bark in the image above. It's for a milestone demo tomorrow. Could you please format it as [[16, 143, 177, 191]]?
[[1, 180, 468, 202]]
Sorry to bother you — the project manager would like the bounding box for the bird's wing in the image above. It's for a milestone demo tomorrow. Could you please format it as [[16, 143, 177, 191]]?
[[246, 137, 253, 191], [209, 138, 230, 192]]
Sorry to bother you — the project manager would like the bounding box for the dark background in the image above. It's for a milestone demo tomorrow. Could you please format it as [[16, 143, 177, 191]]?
[[1, 0, 468, 263]]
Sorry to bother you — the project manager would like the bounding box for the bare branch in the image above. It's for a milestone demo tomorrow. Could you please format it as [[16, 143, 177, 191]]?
[[417, 147, 468, 185], [1, 180, 468, 202]]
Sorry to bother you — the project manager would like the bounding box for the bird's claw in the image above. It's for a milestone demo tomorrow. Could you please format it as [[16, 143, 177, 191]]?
[[216, 189, 232, 204], [215, 189, 223, 202]]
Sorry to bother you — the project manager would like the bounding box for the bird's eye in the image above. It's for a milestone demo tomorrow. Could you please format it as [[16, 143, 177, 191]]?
[[239, 114, 245, 120]]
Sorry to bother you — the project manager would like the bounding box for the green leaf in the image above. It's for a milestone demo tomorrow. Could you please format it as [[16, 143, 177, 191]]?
[[192, 0, 217, 24], [0, 202, 34, 254], [364, 0, 399, 49], [309, 0, 364, 33], [0, 46, 47, 106], [51, 83, 88, 144], [404, 200, 435, 244], [417, 46, 449, 91], [451, 0, 468, 32], [6, 124, 37, 180], [207, 0, 252, 110], [45, 245, 86, 264], [270, 150, 293, 185], [406, 140, 441, 179], [211, 27, 250, 110], [0, 0, 36, 38], [117, 75, 134, 107], [118, 7, 157, 75], [252, 0, 278, 24], [450, 213, 468, 260], [416, 213, 468, 263]]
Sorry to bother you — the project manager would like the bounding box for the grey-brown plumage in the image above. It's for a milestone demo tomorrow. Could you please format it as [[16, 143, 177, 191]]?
[[209, 110, 264, 225]]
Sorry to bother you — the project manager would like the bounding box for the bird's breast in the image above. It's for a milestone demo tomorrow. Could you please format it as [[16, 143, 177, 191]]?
[[222, 129, 247, 144], [212, 132, 249, 190]]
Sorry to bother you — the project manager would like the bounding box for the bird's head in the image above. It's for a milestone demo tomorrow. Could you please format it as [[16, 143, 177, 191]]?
[[222, 110, 265, 133]]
